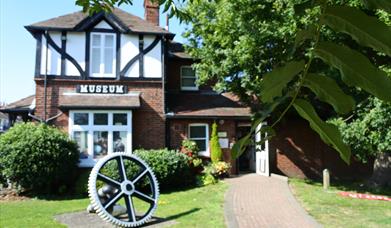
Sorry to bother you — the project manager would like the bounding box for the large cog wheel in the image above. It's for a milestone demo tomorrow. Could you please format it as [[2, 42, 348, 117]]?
[[88, 152, 159, 227]]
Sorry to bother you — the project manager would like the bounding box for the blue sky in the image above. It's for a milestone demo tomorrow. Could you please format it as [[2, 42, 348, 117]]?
[[0, 0, 186, 104]]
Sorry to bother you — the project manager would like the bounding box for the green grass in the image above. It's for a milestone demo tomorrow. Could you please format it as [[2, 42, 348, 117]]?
[[0, 182, 228, 228], [289, 179, 391, 228]]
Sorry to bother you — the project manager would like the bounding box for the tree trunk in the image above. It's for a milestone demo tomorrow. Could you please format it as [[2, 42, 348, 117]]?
[[368, 152, 391, 188]]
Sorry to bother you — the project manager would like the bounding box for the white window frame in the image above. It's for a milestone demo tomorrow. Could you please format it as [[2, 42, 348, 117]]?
[[188, 123, 209, 157], [180, 66, 198, 91], [90, 32, 116, 78], [69, 110, 132, 167]]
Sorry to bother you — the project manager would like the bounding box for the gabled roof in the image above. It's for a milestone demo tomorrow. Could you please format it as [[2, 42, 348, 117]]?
[[0, 95, 35, 113], [25, 8, 174, 37], [168, 41, 192, 59]]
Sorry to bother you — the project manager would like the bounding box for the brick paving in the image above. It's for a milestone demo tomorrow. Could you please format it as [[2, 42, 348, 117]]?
[[224, 174, 322, 228]]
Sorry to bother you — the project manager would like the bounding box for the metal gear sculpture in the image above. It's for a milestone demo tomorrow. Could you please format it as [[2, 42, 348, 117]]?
[[88, 152, 159, 227]]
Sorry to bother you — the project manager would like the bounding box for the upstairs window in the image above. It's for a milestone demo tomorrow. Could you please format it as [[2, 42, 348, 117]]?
[[181, 66, 198, 91], [90, 33, 116, 78]]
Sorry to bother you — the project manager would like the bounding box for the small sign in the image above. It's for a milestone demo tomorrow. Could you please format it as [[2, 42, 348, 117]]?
[[219, 138, 229, 149], [77, 85, 128, 94], [218, 132, 227, 138]]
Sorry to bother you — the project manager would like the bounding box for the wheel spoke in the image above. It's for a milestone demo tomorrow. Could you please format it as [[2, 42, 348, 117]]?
[[116, 155, 127, 182], [124, 195, 137, 222], [131, 169, 148, 184], [97, 173, 121, 188], [103, 190, 123, 210], [133, 190, 155, 204]]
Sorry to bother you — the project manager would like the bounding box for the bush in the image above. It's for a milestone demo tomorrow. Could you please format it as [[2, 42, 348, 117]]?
[[99, 149, 194, 191], [210, 122, 222, 163], [73, 169, 91, 196], [134, 149, 194, 190], [198, 161, 231, 186], [0, 122, 79, 194]]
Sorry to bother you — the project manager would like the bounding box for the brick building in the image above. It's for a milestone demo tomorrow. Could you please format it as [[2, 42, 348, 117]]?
[[3, 1, 371, 179]]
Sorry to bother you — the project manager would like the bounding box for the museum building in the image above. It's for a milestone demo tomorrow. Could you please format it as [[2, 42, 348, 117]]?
[[1, 0, 372, 179]]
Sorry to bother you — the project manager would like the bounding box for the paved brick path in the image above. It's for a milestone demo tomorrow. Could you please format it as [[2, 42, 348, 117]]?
[[224, 174, 322, 228]]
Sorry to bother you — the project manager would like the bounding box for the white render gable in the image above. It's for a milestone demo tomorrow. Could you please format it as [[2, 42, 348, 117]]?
[[36, 19, 163, 79]]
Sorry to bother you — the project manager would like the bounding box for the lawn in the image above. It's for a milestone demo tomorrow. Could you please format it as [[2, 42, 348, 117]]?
[[289, 179, 391, 228], [0, 182, 228, 228]]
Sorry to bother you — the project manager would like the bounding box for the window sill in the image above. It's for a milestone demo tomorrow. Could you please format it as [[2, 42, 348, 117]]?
[[181, 87, 199, 91]]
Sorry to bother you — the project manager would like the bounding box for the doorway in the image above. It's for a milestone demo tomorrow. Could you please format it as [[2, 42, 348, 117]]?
[[237, 126, 256, 173]]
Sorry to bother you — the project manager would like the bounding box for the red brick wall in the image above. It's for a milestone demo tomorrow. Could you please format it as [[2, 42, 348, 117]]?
[[168, 119, 238, 173], [270, 117, 372, 180], [166, 59, 215, 93], [35, 79, 165, 149]]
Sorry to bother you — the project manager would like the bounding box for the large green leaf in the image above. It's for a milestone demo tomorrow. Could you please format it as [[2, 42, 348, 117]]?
[[362, 0, 391, 13], [314, 42, 391, 102], [321, 6, 391, 56], [231, 124, 276, 160], [303, 73, 355, 114], [231, 133, 252, 160], [294, 26, 317, 48], [293, 99, 351, 164], [260, 61, 305, 103]]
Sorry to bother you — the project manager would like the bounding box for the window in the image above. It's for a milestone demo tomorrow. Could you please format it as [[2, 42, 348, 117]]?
[[90, 33, 116, 77], [69, 111, 132, 167], [181, 66, 198, 91], [188, 123, 209, 157]]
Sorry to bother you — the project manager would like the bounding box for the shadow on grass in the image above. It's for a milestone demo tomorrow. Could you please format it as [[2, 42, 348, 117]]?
[[139, 208, 200, 227], [302, 179, 391, 196]]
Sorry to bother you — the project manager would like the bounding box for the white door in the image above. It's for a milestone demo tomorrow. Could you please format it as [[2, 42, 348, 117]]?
[[255, 122, 269, 176]]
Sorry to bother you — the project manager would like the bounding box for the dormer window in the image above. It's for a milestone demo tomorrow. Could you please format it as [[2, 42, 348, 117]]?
[[181, 66, 198, 91], [90, 33, 116, 78]]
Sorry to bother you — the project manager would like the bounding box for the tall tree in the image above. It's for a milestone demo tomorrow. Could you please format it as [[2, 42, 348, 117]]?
[[183, 0, 391, 163]]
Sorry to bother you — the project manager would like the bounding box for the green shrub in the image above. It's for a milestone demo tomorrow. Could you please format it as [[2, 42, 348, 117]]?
[[210, 122, 222, 163], [73, 169, 91, 196], [0, 122, 79, 194], [135, 149, 194, 190], [97, 149, 194, 191]]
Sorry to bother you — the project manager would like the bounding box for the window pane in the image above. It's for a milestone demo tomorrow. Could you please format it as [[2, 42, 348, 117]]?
[[190, 125, 206, 138], [104, 35, 114, 47], [113, 113, 127, 125], [74, 113, 88, 125], [91, 48, 101, 74], [104, 48, 113, 74], [93, 131, 108, 158], [74, 131, 88, 159], [92, 34, 101, 46], [182, 78, 196, 87], [194, 139, 206, 152], [113, 131, 127, 152], [181, 67, 195, 76], [94, 113, 108, 125]]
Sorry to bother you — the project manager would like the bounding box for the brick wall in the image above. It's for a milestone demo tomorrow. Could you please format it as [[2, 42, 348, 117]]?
[[270, 117, 372, 180], [35, 78, 165, 149], [168, 119, 238, 174]]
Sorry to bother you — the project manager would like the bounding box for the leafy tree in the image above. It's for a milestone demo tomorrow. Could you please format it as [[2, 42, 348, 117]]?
[[183, 0, 391, 164], [210, 122, 223, 163], [331, 98, 391, 163], [75, 0, 391, 165]]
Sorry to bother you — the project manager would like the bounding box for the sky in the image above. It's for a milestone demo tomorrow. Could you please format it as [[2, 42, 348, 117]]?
[[0, 0, 187, 104]]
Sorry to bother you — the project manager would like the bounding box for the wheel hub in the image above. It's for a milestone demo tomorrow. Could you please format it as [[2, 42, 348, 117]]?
[[121, 181, 135, 195]]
